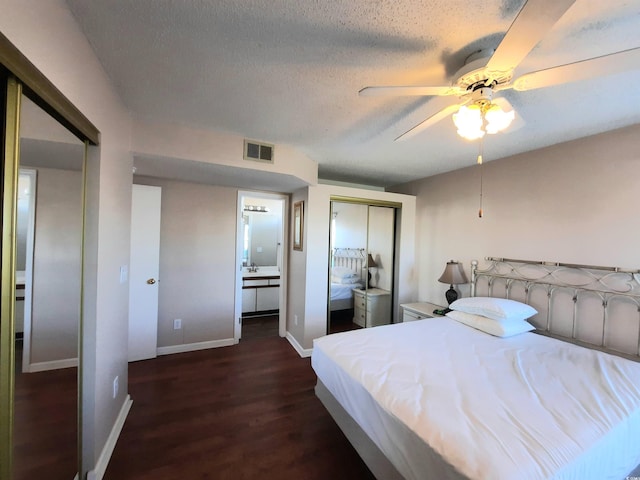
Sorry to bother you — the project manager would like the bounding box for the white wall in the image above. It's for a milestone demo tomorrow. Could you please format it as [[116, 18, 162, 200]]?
[[288, 185, 416, 351], [390, 124, 640, 307], [332, 202, 367, 250], [30, 167, 82, 364], [132, 117, 318, 186], [287, 189, 308, 344], [368, 206, 395, 291], [0, 2, 133, 476], [134, 176, 238, 348]]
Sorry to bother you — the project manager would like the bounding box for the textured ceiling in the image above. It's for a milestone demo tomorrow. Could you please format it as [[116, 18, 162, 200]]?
[[65, 0, 640, 187]]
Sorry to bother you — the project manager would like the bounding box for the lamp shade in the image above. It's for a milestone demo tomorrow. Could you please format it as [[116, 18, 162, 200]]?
[[367, 254, 377, 268], [438, 260, 468, 285]]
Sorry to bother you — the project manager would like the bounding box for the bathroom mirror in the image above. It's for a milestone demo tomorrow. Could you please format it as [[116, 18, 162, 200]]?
[[242, 196, 283, 267]]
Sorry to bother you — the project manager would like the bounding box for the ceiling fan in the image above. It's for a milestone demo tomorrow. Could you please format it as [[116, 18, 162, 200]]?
[[359, 0, 640, 142]]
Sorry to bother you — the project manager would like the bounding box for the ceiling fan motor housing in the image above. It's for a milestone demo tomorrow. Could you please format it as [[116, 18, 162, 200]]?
[[470, 87, 494, 107], [454, 50, 512, 93]]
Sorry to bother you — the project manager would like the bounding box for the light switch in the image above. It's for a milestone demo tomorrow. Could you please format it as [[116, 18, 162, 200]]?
[[257, 246, 263, 253], [119, 265, 128, 284]]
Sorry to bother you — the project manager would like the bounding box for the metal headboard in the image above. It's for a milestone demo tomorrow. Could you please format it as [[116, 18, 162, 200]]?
[[471, 257, 640, 362], [332, 248, 366, 279]]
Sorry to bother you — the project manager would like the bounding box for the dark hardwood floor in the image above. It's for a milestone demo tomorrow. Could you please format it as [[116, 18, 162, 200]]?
[[105, 335, 375, 479], [241, 314, 279, 341], [329, 309, 362, 334], [13, 341, 78, 480], [11, 320, 373, 479]]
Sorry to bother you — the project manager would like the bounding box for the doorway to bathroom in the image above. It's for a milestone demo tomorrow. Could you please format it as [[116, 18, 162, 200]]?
[[234, 191, 288, 342]]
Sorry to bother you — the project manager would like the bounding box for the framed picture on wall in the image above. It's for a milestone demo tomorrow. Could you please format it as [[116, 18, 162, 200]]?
[[293, 201, 304, 251]]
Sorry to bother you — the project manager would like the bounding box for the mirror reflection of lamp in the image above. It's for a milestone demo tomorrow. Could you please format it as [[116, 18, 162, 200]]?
[[438, 260, 469, 305], [367, 253, 378, 289]]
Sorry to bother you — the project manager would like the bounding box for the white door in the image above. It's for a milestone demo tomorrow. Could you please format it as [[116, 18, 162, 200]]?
[[128, 184, 162, 361]]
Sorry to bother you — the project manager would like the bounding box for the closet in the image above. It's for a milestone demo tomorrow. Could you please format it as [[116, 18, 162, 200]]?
[[328, 199, 397, 334], [1, 44, 97, 478]]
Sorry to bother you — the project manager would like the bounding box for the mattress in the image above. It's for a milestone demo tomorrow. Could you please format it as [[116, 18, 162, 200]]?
[[312, 318, 640, 480], [330, 282, 360, 301]]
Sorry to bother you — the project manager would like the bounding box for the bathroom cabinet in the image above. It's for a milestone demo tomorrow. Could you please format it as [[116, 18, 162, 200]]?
[[242, 275, 280, 315]]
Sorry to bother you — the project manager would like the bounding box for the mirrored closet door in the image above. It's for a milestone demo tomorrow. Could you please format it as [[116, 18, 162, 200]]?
[[1, 83, 85, 479], [13, 93, 84, 480], [2, 37, 98, 480], [328, 200, 396, 334]]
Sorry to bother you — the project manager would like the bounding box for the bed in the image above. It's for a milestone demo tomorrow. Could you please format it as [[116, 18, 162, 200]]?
[[330, 248, 365, 312], [312, 258, 640, 479]]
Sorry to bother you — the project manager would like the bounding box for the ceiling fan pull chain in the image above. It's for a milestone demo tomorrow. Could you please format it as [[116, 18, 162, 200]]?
[[478, 139, 484, 218]]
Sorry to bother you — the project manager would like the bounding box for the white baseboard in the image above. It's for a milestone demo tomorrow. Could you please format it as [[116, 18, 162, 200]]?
[[157, 338, 235, 356], [28, 357, 78, 372], [87, 394, 133, 480], [286, 332, 313, 358]]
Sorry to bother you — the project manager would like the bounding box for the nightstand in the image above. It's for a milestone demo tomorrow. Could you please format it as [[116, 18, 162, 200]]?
[[401, 302, 446, 322], [353, 288, 391, 328]]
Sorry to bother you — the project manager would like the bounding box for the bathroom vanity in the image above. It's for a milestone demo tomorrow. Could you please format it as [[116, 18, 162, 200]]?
[[241, 268, 280, 315]]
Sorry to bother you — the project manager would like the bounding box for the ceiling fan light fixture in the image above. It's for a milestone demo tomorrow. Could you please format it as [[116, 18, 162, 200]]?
[[485, 104, 515, 134], [453, 105, 485, 140], [453, 101, 514, 140]]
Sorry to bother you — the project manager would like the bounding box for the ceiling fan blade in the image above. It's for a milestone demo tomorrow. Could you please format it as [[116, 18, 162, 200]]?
[[486, 0, 577, 76], [359, 86, 462, 97], [513, 47, 640, 91], [394, 97, 468, 141]]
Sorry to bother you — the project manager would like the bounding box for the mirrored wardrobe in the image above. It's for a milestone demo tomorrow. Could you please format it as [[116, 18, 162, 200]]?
[[12, 94, 84, 480], [1, 61, 96, 478], [328, 199, 397, 334]]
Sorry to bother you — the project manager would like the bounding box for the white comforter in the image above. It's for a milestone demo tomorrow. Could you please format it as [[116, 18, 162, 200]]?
[[312, 318, 640, 479], [330, 282, 360, 301]]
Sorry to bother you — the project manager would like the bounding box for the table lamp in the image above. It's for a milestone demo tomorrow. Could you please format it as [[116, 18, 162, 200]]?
[[438, 260, 468, 305], [367, 253, 377, 288]]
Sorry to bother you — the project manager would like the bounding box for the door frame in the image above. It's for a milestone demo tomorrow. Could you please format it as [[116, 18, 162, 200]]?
[[234, 191, 288, 342]]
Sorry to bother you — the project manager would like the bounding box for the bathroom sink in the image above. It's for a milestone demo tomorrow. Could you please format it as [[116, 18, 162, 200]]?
[[242, 268, 279, 277]]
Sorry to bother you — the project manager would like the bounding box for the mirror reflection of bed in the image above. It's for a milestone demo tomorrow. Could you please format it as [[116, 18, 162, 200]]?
[[328, 201, 396, 334], [330, 249, 366, 333]]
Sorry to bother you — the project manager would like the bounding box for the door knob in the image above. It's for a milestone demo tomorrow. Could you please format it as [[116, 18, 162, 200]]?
[[146, 278, 156, 285]]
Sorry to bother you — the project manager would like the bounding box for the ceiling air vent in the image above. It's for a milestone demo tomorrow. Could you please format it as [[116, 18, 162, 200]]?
[[244, 139, 274, 164]]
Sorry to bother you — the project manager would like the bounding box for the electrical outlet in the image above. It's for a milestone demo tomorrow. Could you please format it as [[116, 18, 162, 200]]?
[[294, 314, 298, 326], [173, 318, 182, 330], [113, 376, 119, 399]]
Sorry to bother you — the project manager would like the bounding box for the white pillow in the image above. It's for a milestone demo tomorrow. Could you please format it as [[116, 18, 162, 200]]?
[[450, 296, 537, 321], [331, 275, 361, 285], [331, 266, 358, 279], [446, 310, 535, 338]]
